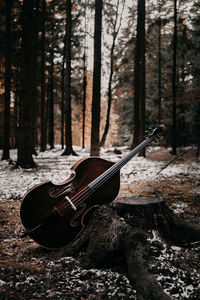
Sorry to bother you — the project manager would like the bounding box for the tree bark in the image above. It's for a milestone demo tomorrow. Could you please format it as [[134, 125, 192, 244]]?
[[62, 0, 77, 156], [132, 0, 146, 158], [40, 0, 47, 152], [82, 49, 87, 149], [61, 30, 66, 150], [14, 68, 20, 149], [158, 1, 162, 124], [48, 38, 54, 149], [2, 0, 12, 161], [171, 0, 177, 155], [90, 0, 103, 156], [17, 0, 36, 168], [139, 0, 146, 157], [31, 0, 39, 156]]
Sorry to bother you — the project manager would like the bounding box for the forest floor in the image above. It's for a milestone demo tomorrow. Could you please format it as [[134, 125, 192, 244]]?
[[0, 146, 200, 299]]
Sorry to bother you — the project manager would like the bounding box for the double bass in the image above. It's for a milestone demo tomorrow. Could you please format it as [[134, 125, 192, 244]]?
[[20, 125, 164, 249]]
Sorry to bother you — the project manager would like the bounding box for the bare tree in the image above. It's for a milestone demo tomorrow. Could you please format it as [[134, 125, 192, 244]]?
[[100, 0, 126, 147]]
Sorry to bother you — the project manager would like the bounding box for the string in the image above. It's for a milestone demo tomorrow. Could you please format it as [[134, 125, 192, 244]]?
[[88, 138, 150, 191], [60, 138, 150, 215], [53, 138, 149, 201], [59, 138, 151, 215]]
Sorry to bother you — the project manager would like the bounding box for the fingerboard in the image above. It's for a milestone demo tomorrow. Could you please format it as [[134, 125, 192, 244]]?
[[88, 137, 151, 192]]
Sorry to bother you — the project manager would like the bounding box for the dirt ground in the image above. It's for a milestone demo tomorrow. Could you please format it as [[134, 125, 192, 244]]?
[[0, 147, 200, 299]]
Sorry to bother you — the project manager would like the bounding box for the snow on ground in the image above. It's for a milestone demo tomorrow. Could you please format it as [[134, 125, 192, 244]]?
[[0, 146, 199, 201], [0, 146, 200, 300]]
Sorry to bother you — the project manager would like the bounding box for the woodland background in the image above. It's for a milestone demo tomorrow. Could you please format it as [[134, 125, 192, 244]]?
[[0, 0, 200, 167], [0, 1, 200, 299]]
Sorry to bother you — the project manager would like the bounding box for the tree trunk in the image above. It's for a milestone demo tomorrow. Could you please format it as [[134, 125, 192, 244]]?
[[62, 0, 76, 156], [31, 0, 39, 156], [48, 41, 54, 149], [138, 0, 146, 157], [56, 197, 200, 300], [2, 0, 12, 161], [17, 0, 36, 168], [14, 69, 20, 149], [82, 50, 87, 149], [61, 31, 66, 150], [81, 2, 87, 150], [90, 0, 103, 156], [40, 0, 47, 152], [172, 0, 177, 155], [158, 2, 162, 124], [132, 0, 146, 158]]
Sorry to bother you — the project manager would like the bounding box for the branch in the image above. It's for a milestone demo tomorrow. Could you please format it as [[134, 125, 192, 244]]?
[[157, 145, 198, 174]]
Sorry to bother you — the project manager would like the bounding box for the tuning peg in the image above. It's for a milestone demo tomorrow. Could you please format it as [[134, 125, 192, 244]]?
[[145, 130, 149, 138], [147, 124, 165, 142], [145, 127, 153, 138], [156, 124, 165, 135]]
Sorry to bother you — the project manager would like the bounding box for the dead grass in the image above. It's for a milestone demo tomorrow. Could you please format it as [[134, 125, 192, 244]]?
[[1, 146, 200, 271], [119, 174, 200, 224], [0, 174, 199, 272], [147, 146, 200, 163]]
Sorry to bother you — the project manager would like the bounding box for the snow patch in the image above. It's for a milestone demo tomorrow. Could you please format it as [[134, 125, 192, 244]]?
[[0, 147, 199, 201]]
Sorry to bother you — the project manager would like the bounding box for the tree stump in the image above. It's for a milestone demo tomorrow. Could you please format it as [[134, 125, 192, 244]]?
[[55, 197, 200, 300]]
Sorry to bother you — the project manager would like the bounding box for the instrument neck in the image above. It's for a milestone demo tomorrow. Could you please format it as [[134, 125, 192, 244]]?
[[88, 137, 151, 191]]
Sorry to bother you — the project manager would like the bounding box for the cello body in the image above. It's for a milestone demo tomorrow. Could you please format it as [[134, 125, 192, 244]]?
[[20, 157, 120, 249], [20, 125, 165, 249]]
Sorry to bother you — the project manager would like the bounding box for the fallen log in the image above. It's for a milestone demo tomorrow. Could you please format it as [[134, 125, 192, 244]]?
[[54, 196, 200, 300]]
